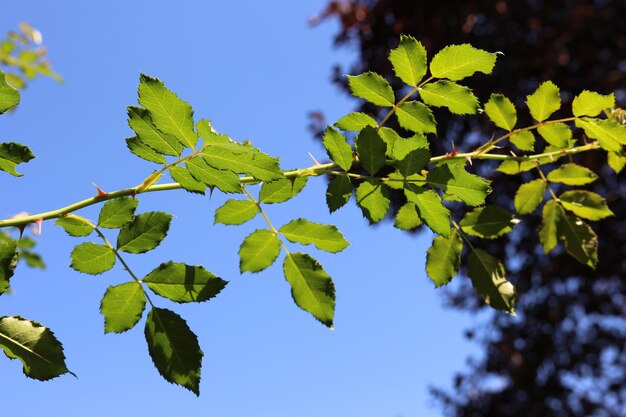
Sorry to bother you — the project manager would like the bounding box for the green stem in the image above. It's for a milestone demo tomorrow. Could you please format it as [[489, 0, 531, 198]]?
[[242, 186, 290, 254], [377, 76, 434, 129]]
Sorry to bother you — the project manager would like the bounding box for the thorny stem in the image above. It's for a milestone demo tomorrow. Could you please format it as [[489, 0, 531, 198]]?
[[0, 142, 601, 229]]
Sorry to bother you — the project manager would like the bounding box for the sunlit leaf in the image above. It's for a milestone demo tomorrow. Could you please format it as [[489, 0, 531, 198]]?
[[169, 166, 206, 194], [429, 44, 497, 81], [126, 136, 166, 164], [355, 180, 390, 223], [426, 160, 490, 206], [389, 35, 427, 86], [514, 179, 546, 215], [577, 118, 626, 152], [259, 177, 307, 204], [186, 158, 242, 193], [559, 190, 613, 220], [98, 197, 139, 229], [396, 101, 437, 134], [537, 123, 571, 148], [326, 176, 352, 213], [0, 142, 35, 177], [557, 208, 598, 268], [484, 94, 516, 131], [334, 112, 377, 132], [426, 232, 462, 287], [239, 229, 280, 273], [468, 249, 516, 314], [526, 81, 561, 122], [355, 126, 387, 175], [460, 205, 517, 238], [279, 219, 349, 253], [539, 200, 560, 254], [100, 282, 146, 333], [0, 235, 18, 294], [547, 163, 598, 185], [214, 199, 258, 225], [404, 184, 450, 237], [117, 212, 172, 254], [0, 70, 20, 113], [70, 242, 115, 275], [127, 106, 183, 156], [56, 215, 94, 237], [347, 72, 395, 107], [143, 262, 227, 303], [394, 202, 422, 230], [283, 252, 335, 327], [509, 131, 535, 152], [572, 91, 615, 117], [607, 150, 625, 174], [420, 81, 479, 115], [323, 126, 353, 171]]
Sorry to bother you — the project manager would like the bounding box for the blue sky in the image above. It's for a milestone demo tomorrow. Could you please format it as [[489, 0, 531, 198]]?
[[0, 2, 481, 416]]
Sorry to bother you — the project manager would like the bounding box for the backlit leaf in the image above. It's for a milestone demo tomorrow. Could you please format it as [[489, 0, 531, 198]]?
[[0, 235, 18, 294], [468, 249, 516, 314], [420, 81, 479, 115], [557, 208, 598, 268], [201, 146, 283, 182], [326, 175, 352, 213], [126, 136, 166, 164], [509, 131, 535, 152], [0, 70, 20, 113], [355, 126, 387, 175], [127, 106, 183, 156], [559, 190, 613, 220], [169, 166, 206, 194], [0, 142, 35, 177], [0, 316, 72, 380], [537, 123, 571, 148], [394, 202, 422, 230], [259, 177, 307, 204], [279, 219, 349, 253], [514, 179, 546, 214], [239, 229, 280, 273], [577, 118, 626, 152], [56, 215, 94, 237], [429, 44, 497, 81], [347, 72, 395, 107], [485, 94, 517, 131], [117, 212, 172, 254], [426, 232, 462, 287], [334, 112, 377, 132], [355, 180, 390, 223], [547, 163, 598, 185], [539, 200, 560, 254], [322, 126, 353, 171], [389, 35, 427, 86], [404, 184, 450, 237], [214, 199, 258, 225], [98, 197, 139, 229], [283, 252, 335, 327], [426, 160, 490, 206], [70, 242, 115, 275], [460, 205, 517, 238], [145, 308, 202, 395], [143, 261, 227, 303], [100, 282, 146, 333], [378, 127, 402, 158], [396, 101, 437, 134], [137, 74, 197, 149], [607, 150, 625, 173], [526, 81, 561, 122], [186, 158, 242, 193], [572, 91, 615, 117]]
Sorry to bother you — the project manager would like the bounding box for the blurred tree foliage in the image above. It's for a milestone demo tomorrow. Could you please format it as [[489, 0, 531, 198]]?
[[313, 1, 626, 415]]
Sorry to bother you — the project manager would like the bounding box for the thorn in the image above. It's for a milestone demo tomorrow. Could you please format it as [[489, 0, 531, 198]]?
[[308, 152, 322, 166], [466, 156, 473, 165], [93, 183, 108, 198], [31, 219, 43, 236], [130, 190, 137, 198], [509, 150, 518, 157]]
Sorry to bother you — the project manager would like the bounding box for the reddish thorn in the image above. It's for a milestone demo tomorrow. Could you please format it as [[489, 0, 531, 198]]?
[[308, 152, 322, 166], [93, 183, 108, 198], [31, 219, 43, 236], [130, 190, 137, 198]]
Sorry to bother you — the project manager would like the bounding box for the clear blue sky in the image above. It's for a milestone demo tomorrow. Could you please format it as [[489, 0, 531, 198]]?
[[0, 2, 482, 416]]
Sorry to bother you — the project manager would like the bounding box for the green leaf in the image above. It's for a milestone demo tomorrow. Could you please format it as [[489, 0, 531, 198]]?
[[547, 163, 598, 185], [426, 232, 462, 287], [496, 159, 536, 175], [117, 212, 172, 254], [394, 202, 422, 230], [169, 166, 206, 194], [537, 123, 572, 148], [378, 127, 402, 158], [420, 81, 479, 115], [100, 282, 146, 333], [186, 158, 242, 194], [0, 235, 18, 295], [326, 175, 352, 213], [355, 126, 387, 175], [98, 197, 139, 229], [239, 229, 280, 273], [214, 199, 258, 225], [429, 44, 497, 81], [201, 146, 283, 182], [355, 180, 390, 224], [145, 307, 203, 395], [0, 70, 20, 113], [279, 219, 349, 253], [259, 177, 307, 204], [559, 190, 613, 220], [557, 209, 598, 268], [283, 252, 335, 327], [143, 262, 227, 303], [539, 200, 560, 254], [393, 136, 430, 177], [334, 112, 377, 132], [388, 35, 427, 86], [526, 81, 561, 122], [127, 106, 183, 156], [484, 94, 517, 131], [509, 131, 535, 152], [468, 249, 516, 314], [572, 90, 615, 117], [137, 74, 197, 149], [396, 101, 437, 134], [460, 205, 517, 239], [404, 185, 450, 237], [0, 142, 35, 177], [322, 126, 353, 171], [55, 215, 94, 237], [577, 118, 626, 152], [70, 242, 115, 275], [514, 179, 546, 214], [607, 150, 625, 174], [126, 136, 167, 164], [347, 72, 395, 107], [0, 316, 72, 380], [426, 160, 490, 206]]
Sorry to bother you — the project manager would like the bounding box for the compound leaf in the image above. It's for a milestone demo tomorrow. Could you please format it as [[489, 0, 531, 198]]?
[[186, 158, 242, 193], [100, 282, 146, 333], [143, 261, 227, 303], [145, 307, 202, 395], [283, 252, 335, 327]]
